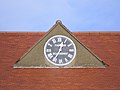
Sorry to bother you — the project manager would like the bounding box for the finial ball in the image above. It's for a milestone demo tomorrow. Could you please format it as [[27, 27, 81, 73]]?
[[56, 20, 62, 24]]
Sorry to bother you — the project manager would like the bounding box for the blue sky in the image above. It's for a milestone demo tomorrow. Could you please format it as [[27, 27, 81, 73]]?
[[0, 0, 120, 32]]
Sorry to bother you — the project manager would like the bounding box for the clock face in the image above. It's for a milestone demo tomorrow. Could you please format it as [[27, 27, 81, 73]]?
[[44, 35, 76, 66]]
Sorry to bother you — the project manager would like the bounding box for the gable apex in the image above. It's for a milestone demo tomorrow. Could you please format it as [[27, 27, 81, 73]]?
[[13, 20, 108, 68]]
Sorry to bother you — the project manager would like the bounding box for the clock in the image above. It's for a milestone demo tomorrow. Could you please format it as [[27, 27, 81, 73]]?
[[44, 35, 76, 66]]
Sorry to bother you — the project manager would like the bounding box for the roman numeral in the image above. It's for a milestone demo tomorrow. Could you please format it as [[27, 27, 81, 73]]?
[[64, 39, 67, 43], [65, 58, 68, 62], [69, 49, 74, 52], [59, 59, 63, 64], [68, 43, 72, 47], [52, 39, 56, 44], [46, 49, 51, 52], [52, 58, 57, 62], [68, 54, 73, 58], [47, 53, 53, 59], [57, 37, 62, 42], [48, 43, 52, 47]]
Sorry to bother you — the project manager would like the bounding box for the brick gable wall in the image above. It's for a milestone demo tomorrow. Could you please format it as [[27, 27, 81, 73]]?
[[0, 32, 120, 90]]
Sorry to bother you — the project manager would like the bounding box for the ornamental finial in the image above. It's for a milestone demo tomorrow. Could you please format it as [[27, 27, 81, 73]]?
[[56, 20, 62, 24]]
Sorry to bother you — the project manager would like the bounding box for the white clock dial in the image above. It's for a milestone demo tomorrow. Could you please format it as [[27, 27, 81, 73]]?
[[44, 35, 76, 66]]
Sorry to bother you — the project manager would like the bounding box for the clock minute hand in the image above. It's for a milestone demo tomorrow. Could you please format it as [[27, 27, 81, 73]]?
[[53, 42, 63, 60]]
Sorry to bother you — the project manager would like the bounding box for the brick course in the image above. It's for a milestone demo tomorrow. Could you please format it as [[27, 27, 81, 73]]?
[[0, 32, 120, 90]]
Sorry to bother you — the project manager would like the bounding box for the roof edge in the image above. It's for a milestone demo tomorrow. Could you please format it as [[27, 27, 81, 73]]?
[[0, 32, 120, 36]]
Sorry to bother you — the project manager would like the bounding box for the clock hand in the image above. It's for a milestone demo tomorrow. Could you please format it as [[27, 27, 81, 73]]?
[[53, 42, 64, 60]]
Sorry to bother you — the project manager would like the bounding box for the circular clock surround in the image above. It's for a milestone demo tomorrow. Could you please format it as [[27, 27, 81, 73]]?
[[44, 35, 76, 66]]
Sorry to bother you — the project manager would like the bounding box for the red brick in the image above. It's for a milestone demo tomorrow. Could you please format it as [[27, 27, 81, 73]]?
[[0, 32, 120, 90]]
